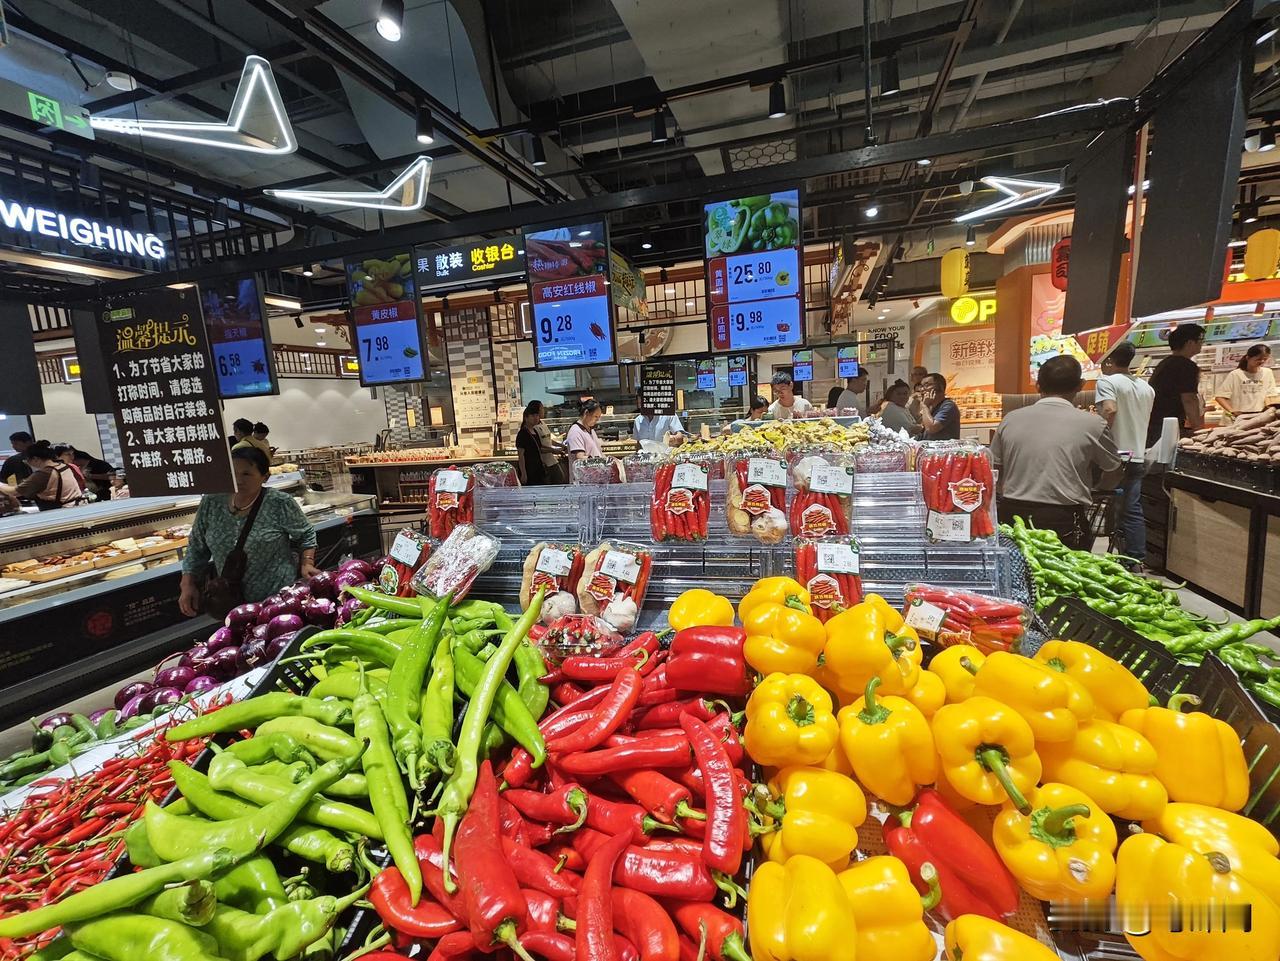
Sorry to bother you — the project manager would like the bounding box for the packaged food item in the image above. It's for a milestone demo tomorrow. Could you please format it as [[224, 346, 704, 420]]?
[[651, 456, 709, 542], [794, 538, 863, 622], [853, 443, 909, 473], [788, 446, 854, 537], [622, 450, 665, 485], [726, 449, 788, 543], [902, 583, 1030, 653], [428, 466, 474, 539], [411, 524, 500, 600], [377, 528, 433, 596], [575, 541, 652, 632], [918, 445, 996, 542], [520, 541, 585, 610], [571, 457, 623, 485], [472, 461, 519, 488], [538, 613, 625, 665]]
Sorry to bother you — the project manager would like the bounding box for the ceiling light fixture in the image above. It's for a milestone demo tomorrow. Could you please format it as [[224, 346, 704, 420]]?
[[1245, 204, 1260, 224], [577, 228, 592, 237], [1229, 238, 1249, 247], [316, 341, 327, 347], [651, 107, 670, 144], [965, 225, 976, 246], [530, 137, 547, 167], [315, 327, 325, 334], [0, 248, 141, 279], [954, 175, 1061, 222], [91, 55, 296, 155], [640, 228, 653, 250], [104, 71, 137, 92], [880, 54, 901, 96], [768, 81, 787, 119], [266, 155, 433, 210], [376, 0, 404, 41], [1259, 25, 1279, 44], [864, 198, 880, 219], [916, 157, 932, 166], [415, 101, 434, 144], [1261, 126, 1277, 152], [301, 264, 314, 277], [264, 293, 302, 311]]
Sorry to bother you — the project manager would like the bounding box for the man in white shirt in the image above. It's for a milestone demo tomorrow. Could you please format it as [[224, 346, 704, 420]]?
[[767, 372, 813, 420], [835, 372, 869, 415], [1095, 341, 1156, 563]]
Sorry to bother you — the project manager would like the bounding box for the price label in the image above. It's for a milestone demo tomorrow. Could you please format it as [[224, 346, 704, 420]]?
[[727, 355, 748, 387], [535, 547, 573, 576], [435, 469, 469, 493], [672, 463, 709, 490], [356, 314, 426, 385], [389, 531, 424, 566], [722, 247, 800, 303], [905, 599, 946, 637], [600, 550, 641, 583], [816, 542, 860, 574], [211, 338, 273, 398], [532, 295, 615, 369], [810, 464, 853, 495], [710, 297, 803, 352], [837, 347, 860, 379], [747, 458, 787, 487], [926, 510, 973, 542]]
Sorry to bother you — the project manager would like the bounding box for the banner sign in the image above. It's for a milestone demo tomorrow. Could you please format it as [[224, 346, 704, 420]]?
[[524, 222, 615, 369], [415, 235, 524, 290], [640, 363, 677, 415]]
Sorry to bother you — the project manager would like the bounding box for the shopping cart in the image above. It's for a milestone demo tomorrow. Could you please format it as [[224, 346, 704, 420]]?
[[1087, 486, 1123, 555]]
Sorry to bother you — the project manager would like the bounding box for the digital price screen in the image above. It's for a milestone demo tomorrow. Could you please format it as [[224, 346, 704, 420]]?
[[695, 359, 717, 390], [837, 346, 861, 379], [728, 354, 749, 387], [346, 251, 426, 386], [705, 188, 803, 352], [524, 222, 615, 369], [201, 276, 277, 398], [791, 349, 814, 382]]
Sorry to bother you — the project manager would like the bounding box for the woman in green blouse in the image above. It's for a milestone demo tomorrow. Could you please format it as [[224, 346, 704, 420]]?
[[179, 446, 320, 615]]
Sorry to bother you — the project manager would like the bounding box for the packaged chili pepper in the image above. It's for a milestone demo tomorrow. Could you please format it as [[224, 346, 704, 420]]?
[[918, 444, 996, 542], [519, 542, 584, 610], [428, 466, 475, 540], [651, 457, 709, 543], [787, 445, 854, 537], [411, 524, 501, 601], [793, 537, 863, 622], [471, 461, 519, 488], [622, 451, 664, 485], [572, 456, 623, 485], [902, 583, 1030, 653], [377, 528, 433, 597], [726, 448, 788, 544], [575, 541, 652, 633]]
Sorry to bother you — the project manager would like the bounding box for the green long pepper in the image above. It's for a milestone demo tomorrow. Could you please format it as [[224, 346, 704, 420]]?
[[137, 881, 217, 928], [204, 887, 367, 961], [300, 628, 406, 669], [208, 764, 383, 840], [354, 681, 421, 906], [212, 857, 289, 915], [66, 913, 223, 961], [452, 646, 546, 765], [386, 594, 450, 788], [255, 716, 364, 761], [342, 585, 424, 618], [165, 693, 350, 742], [420, 633, 457, 778]]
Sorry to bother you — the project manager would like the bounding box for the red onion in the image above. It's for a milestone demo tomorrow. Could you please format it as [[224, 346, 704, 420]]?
[[302, 597, 337, 628], [333, 570, 368, 593], [184, 675, 219, 695], [38, 712, 73, 731], [266, 631, 297, 661], [224, 603, 261, 631], [115, 681, 155, 711], [248, 623, 273, 644], [155, 665, 196, 690], [145, 687, 183, 711], [282, 583, 312, 601], [208, 647, 242, 679], [307, 570, 336, 599], [339, 558, 376, 581], [118, 692, 150, 721], [206, 626, 238, 653], [336, 596, 365, 626], [267, 613, 304, 639], [237, 637, 269, 673]]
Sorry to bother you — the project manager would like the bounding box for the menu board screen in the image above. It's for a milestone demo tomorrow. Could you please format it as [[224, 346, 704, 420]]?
[[705, 189, 803, 352], [346, 251, 425, 386], [791, 349, 814, 382], [524, 222, 615, 369], [201, 276, 276, 398], [728, 354, 749, 387], [837, 345, 860, 379]]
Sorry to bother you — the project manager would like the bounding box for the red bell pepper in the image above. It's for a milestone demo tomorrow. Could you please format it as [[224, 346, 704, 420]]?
[[664, 627, 749, 696]]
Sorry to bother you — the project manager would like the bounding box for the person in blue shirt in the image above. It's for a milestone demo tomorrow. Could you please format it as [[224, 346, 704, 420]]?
[[919, 373, 962, 440], [633, 404, 685, 447]]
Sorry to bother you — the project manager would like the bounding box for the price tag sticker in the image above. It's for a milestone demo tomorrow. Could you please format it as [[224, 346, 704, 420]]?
[[810, 464, 854, 495], [816, 542, 860, 574], [747, 458, 787, 487], [435, 469, 469, 493], [389, 532, 424, 566], [600, 550, 641, 583], [535, 547, 573, 577], [905, 599, 946, 637], [672, 463, 709, 491], [926, 510, 973, 542]]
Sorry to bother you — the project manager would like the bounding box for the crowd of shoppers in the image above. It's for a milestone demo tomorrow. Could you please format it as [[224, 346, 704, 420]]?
[[0, 431, 119, 514]]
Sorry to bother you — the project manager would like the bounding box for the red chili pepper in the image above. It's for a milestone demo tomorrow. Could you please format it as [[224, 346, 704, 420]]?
[[609, 888, 679, 961], [523, 889, 562, 935], [581, 792, 678, 842], [427, 931, 479, 961], [503, 784, 589, 833], [503, 708, 598, 788], [553, 736, 691, 778], [545, 670, 641, 753], [574, 831, 630, 961], [559, 648, 649, 683], [358, 953, 415, 961], [550, 681, 587, 706], [454, 762, 531, 954], [618, 631, 661, 658], [372, 867, 465, 938], [665, 902, 751, 961], [571, 829, 716, 902], [607, 770, 704, 825], [502, 838, 581, 898], [543, 842, 586, 874], [664, 627, 750, 697], [414, 833, 473, 925], [704, 712, 745, 767], [679, 714, 743, 875], [677, 936, 702, 961], [499, 800, 530, 847], [632, 698, 718, 731], [521, 932, 575, 961]]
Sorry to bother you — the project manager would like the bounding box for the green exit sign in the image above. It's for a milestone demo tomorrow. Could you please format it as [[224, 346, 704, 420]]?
[[0, 77, 92, 141]]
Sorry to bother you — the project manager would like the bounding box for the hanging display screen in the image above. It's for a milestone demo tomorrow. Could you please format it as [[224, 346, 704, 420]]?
[[791, 349, 814, 382], [705, 188, 804, 352], [524, 222, 615, 369], [346, 251, 426, 386], [837, 345, 861, 379], [201, 275, 277, 398], [727, 354, 749, 387], [695, 359, 717, 390]]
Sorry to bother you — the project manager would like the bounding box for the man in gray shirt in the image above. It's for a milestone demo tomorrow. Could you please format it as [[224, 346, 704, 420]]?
[[990, 355, 1123, 549]]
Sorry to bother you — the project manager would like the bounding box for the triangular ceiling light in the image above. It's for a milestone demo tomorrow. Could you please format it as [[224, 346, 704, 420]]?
[[265, 156, 434, 211], [91, 56, 296, 155], [954, 175, 1061, 222]]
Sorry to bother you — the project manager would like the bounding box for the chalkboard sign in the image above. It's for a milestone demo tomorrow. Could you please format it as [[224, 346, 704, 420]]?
[[640, 363, 677, 415]]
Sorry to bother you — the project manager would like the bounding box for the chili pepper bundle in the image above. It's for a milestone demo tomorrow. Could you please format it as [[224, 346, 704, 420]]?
[[787, 448, 853, 537], [411, 525, 502, 601], [793, 538, 863, 623], [428, 467, 475, 540], [725, 450, 787, 544], [378, 529, 434, 597], [918, 445, 995, 541], [651, 461, 709, 543], [902, 583, 1029, 653]]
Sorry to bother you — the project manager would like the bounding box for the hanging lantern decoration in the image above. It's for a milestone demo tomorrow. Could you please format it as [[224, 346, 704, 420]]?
[[1050, 236, 1071, 291], [940, 248, 970, 299], [1243, 228, 1280, 280]]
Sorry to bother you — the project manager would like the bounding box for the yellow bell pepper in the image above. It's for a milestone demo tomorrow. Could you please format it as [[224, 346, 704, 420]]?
[[1116, 832, 1280, 961], [903, 668, 946, 718], [992, 781, 1117, 902], [1034, 639, 1149, 721], [865, 591, 906, 631], [1037, 719, 1167, 821], [943, 915, 1061, 961], [667, 588, 735, 632], [930, 645, 985, 702], [743, 600, 827, 675], [932, 696, 1041, 813], [837, 677, 937, 805], [816, 740, 854, 777], [739, 576, 811, 624], [744, 673, 839, 768], [756, 765, 867, 870], [1120, 693, 1249, 811], [972, 651, 1094, 743], [822, 599, 921, 698], [748, 855, 856, 961], [838, 856, 937, 961], [1144, 803, 1280, 908]]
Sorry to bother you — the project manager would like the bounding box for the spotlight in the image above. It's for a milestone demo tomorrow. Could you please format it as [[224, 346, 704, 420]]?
[[768, 81, 787, 119], [494, 290, 502, 305], [577, 228, 592, 237], [641, 229, 653, 250], [530, 137, 547, 167], [864, 198, 880, 219], [376, 0, 404, 41], [916, 157, 932, 167], [868, 292, 878, 308], [415, 101, 434, 145], [959, 179, 975, 195], [965, 226, 976, 247], [302, 263, 314, 277], [651, 108, 670, 144], [883, 262, 895, 280], [104, 71, 137, 92], [441, 296, 450, 310], [880, 54, 901, 96], [1261, 126, 1277, 152]]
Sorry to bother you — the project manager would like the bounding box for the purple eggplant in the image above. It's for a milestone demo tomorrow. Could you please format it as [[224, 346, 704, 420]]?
[[336, 595, 366, 627], [88, 707, 116, 727], [302, 597, 337, 628], [115, 681, 155, 711], [155, 665, 196, 690], [117, 691, 150, 721], [146, 687, 183, 711], [332, 569, 368, 593], [224, 603, 261, 632], [266, 613, 304, 639], [38, 712, 74, 731], [184, 675, 219, 695], [208, 646, 242, 679]]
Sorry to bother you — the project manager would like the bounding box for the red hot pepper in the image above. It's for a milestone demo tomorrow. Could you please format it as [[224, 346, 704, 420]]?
[[427, 931, 478, 961], [560, 648, 649, 682], [680, 713, 744, 875], [521, 932, 576, 961], [664, 627, 750, 697], [543, 842, 586, 874], [553, 736, 691, 777], [499, 800, 530, 846], [582, 792, 680, 842], [413, 834, 470, 921], [633, 698, 718, 731], [372, 867, 464, 939], [523, 889, 562, 934], [664, 902, 750, 961], [544, 670, 642, 754], [611, 888, 680, 961], [607, 769, 705, 824], [502, 837, 581, 898], [504, 784, 589, 833], [571, 828, 717, 901], [575, 831, 631, 961]]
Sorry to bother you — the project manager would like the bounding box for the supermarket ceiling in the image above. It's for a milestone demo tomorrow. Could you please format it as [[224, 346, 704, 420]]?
[[0, 0, 1275, 286]]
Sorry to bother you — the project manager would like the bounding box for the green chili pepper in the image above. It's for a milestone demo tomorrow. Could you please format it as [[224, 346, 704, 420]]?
[[66, 913, 223, 961], [456, 629, 502, 654], [359, 618, 422, 635], [308, 671, 388, 702], [342, 585, 423, 618], [452, 646, 545, 764], [204, 887, 366, 961], [479, 721, 506, 759], [1217, 642, 1274, 679], [208, 764, 383, 840], [513, 637, 550, 722], [138, 881, 217, 928], [449, 616, 493, 634], [386, 595, 450, 789], [451, 599, 505, 621], [420, 634, 457, 778], [212, 857, 289, 915], [354, 678, 420, 905], [299, 629, 405, 669], [223, 733, 316, 770], [1248, 678, 1280, 709], [254, 717, 363, 761], [165, 693, 350, 743]]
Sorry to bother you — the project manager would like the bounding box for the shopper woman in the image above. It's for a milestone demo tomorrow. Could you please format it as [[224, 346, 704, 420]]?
[[878, 381, 922, 436], [1215, 344, 1276, 417], [234, 422, 273, 459], [52, 445, 86, 489], [516, 401, 548, 486], [565, 400, 604, 471], [0, 440, 86, 510], [179, 446, 319, 615]]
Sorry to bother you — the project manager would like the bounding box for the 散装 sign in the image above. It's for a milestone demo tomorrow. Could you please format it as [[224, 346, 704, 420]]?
[[0, 198, 166, 260], [416, 235, 525, 291]]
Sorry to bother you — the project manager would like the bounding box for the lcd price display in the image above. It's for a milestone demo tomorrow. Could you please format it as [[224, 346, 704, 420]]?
[[202, 276, 276, 398], [837, 345, 861, 379], [346, 251, 426, 386], [524, 222, 615, 369], [791, 349, 814, 382], [727, 354, 749, 387]]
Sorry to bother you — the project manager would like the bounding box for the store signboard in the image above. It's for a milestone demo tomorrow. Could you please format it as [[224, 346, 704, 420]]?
[[415, 235, 524, 290], [0, 197, 164, 260], [950, 295, 997, 326], [791, 349, 814, 382], [95, 287, 233, 497], [705, 189, 804, 352], [852, 321, 909, 365], [346, 250, 426, 386], [609, 249, 648, 319], [939, 327, 1000, 425], [727, 354, 749, 387], [524, 222, 615, 369], [201, 275, 277, 398], [837, 346, 860, 379], [1072, 323, 1134, 364], [0, 76, 92, 140], [640, 363, 677, 415], [1028, 272, 1094, 382], [338, 355, 360, 377]]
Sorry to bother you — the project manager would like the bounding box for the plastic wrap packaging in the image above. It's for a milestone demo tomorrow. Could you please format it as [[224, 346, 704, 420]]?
[[918, 444, 996, 542], [853, 443, 909, 473], [428, 466, 474, 539], [471, 461, 520, 488], [622, 450, 665, 485], [377, 528, 433, 597], [902, 583, 1030, 653], [575, 541, 652, 633], [537, 613, 625, 666], [519, 541, 586, 612], [651, 456, 709, 542], [726, 448, 788, 544], [411, 524, 500, 601], [787, 445, 854, 537], [571, 456, 624, 485], [794, 537, 864, 622]]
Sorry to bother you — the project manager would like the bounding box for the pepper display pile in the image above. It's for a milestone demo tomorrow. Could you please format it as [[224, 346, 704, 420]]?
[[428, 468, 476, 541], [651, 462, 709, 544], [918, 446, 996, 540], [901, 584, 1029, 654]]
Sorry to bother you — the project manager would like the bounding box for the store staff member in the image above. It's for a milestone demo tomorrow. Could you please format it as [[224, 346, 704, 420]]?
[[566, 400, 604, 467], [1146, 323, 1205, 445], [516, 401, 549, 486], [991, 355, 1123, 550], [767, 372, 813, 420], [0, 440, 86, 510], [633, 404, 685, 447], [73, 449, 118, 500], [919, 373, 961, 440], [1215, 344, 1276, 417], [2, 432, 32, 485]]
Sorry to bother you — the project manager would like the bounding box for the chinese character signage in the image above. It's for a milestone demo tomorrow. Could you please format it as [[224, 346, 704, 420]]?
[[705, 188, 804, 352], [524, 222, 615, 370], [96, 287, 233, 497], [201, 275, 277, 398], [640, 363, 677, 415], [1073, 323, 1134, 364], [939, 327, 999, 425], [415, 235, 525, 291], [346, 251, 426, 386]]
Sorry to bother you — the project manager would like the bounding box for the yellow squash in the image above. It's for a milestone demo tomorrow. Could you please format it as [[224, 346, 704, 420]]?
[[1037, 718, 1167, 821], [1120, 694, 1249, 811], [747, 855, 857, 961], [837, 677, 937, 805]]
